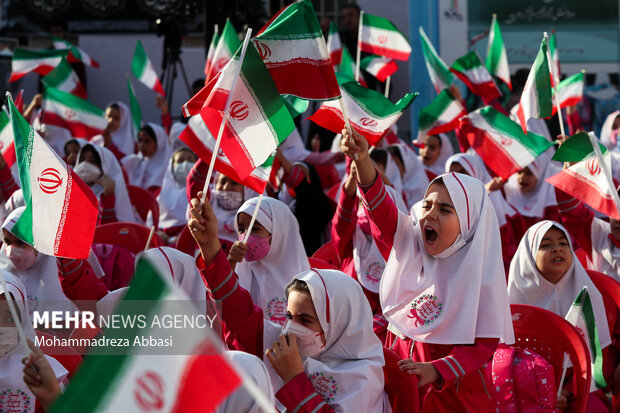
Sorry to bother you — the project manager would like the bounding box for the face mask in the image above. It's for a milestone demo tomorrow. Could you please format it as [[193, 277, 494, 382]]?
[[216, 189, 244, 211], [282, 319, 325, 359], [172, 161, 194, 184], [240, 233, 271, 261], [0, 327, 18, 357], [74, 162, 102, 184], [5, 245, 37, 271]]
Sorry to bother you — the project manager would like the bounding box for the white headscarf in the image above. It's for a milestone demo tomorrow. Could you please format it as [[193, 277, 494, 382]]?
[[389, 143, 429, 208], [91, 101, 136, 156], [420, 134, 454, 176], [155, 149, 193, 230], [210, 173, 258, 244], [278, 128, 310, 163], [75, 143, 136, 223], [383, 151, 403, 193], [504, 153, 560, 218], [507, 220, 611, 350], [380, 173, 515, 344], [215, 351, 275, 413], [234, 197, 309, 326], [446, 153, 517, 227], [169, 121, 189, 152], [599, 111, 620, 150], [0, 271, 67, 412], [122, 123, 171, 189], [0, 208, 76, 316]]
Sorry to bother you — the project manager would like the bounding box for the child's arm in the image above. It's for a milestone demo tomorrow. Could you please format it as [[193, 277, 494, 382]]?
[[331, 168, 359, 265], [555, 188, 595, 259], [186, 159, 209, 203], [56, 258, 109, 311]]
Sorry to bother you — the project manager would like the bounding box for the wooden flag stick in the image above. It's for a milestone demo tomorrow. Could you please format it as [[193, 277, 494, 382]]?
[[144, 226, 156, 251], [384, 76, 391, 98], [242, 192, 265, 243], [338, 97, 359, 160], [355, 11, 364, 82]]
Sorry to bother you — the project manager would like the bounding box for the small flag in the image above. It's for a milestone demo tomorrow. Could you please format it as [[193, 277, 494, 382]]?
[[51, 35, 100, 68], [9, 48, 68, 82], [14, 90, 24, 114], [0, 112, 17, 168], [339, 47, 367, 87], [549, 31, 561, 86], [419, 27, 453, 93], [418, 88, 467, 139], [459, 106, 554, 180], [309, 75, 417, 146], [42, 86, 107, 139], [451, 51, 502, 101], [327, 21, 343, 66], [131, 40, 165, 96], [552, 71, 585, 115], [360, 55, 398, 82], [41, 58, 87, 99], [208, 20, 241, 82], [360, 13, 411, 61], [485, 14, 511, 90], [7, 96, 98, 259], [253, 0, 340, 100], [126, 76, 142, 137], [204, 24, 221, 83], [515, 38, 552, 133], [49, 254, 243, 412]]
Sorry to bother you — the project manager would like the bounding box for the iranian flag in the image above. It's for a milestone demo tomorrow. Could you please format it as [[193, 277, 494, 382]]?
[[308, 75, 417, 146], [253, 0, 340, 100], [549, 31, 561, 86], [10, 48, 68, 82], [459, 105, 553, 180], [7, 97, 98, 259], [451, 51, 502, 101], [180, 115, 274, 194], [552, 71, 585, 115], [41, 58, 87, 99], [204, 25, 221, 83], [208, 20, 241, 83], [49, 255, 245, 413], [564, 287, 607, 391], [548, 132, 620, 220], [131, 40, 165, 96], [14, 90, 24, 114], [0, 112, 16, 168], [361, 55, 398, 82], [327, 21, 343, 66], [515, 39, 552, 133], [126, 77, 142, 137], [183, 40, 294, 180], [359, 13, 411, 61], [42, 86, 107, 139], [339, 47, 367, 87], [485, 14, 511, 89], [52, 35, 100, 68], [419, 27, 453, 93], [418, 88, 467, 139]]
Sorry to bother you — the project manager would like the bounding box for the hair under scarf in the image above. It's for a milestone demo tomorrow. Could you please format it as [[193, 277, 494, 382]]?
[[380, 173, 515, 344], [122, 123, 172, 189], [420, 134, 454, 176]]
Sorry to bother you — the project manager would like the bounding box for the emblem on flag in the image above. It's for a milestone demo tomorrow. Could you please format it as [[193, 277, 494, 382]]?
[[38, 168, 63, 194], [230, 101, 250, 121], [254, 41, 272, 60], [133, 371, 165, 412], [586, 157, 601, 176], [360, 117, 378, 127]]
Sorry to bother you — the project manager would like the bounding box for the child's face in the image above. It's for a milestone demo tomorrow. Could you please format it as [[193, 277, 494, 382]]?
[[610, 218, 620, 242], [237, 212, 271, 239], [420, 183, 461, 256], [105, 107, 121, 132], [138, 131, 157, 158], [216, 174, 244, 193], [420, 135, 441, 167], [448, 162, 468, 175], [286, 290, 326, 346], [535, 227, 572, 284], [517, 167, 538, 194]]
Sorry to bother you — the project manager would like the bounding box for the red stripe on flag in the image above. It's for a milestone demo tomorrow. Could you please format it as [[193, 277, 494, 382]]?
[[43, 112, 105, 139], [450, 69, 501, 101], [427, 110, 468, 135], [330, 49, 342, 66], [265, 60, 340, 100], [374, 60, 398, 82], [308, 106, 383, 146], [359, 42, 410, 61], [72, 83, 88, 100], [153, 78, 165, 96], [9, 64, 57, 82], [552, 96, 583, 116], [2, 142, 16, 168], [516, 104, 527, 134]]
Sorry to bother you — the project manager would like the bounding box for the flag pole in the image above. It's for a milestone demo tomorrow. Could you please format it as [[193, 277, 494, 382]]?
[[355, 11, 363, 82], [338, 96, 359, 160], [205, 23, 220, 84], [144, 226, 155, 251], [242, 191, 265, 243], [556, 354, 569, 398], [587, 131, 620, 219], [200, 28, 253, 204], [384, 76, 391, 98], [544, 32, 565, 138]]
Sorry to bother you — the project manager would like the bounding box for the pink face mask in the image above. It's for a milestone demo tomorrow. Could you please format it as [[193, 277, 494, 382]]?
[[240, 233, 271, 262], [5, 245, 37, 271]]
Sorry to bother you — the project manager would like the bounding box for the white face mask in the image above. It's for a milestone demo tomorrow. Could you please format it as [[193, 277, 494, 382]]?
[[74, 162, 102, 184], [172, 161, 194, 184], [214, 189, 244, 211], [282, 319, 325, 359], [5, 245, 37, 271], [0, 327, 18, 357]]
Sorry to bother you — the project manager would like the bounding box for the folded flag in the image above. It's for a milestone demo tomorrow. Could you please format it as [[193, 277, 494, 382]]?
[[10, 48, 68, 82], [418, 89, 467, 139], [131, 40, 165, 96], [42, 86, 107, 139], [360, 13, 411, 61], [419, 27, 453, 93], [459, 106, 553, 180], [7, 96, 98, 259], [126, 76, 142, 137], [253, 0, 340, 100], [49, 254, 243, 413], [41, 58, 87, 99], [309, 74, 418, 146], [451, 51, 502, 101], [360, 55, 398, 82], [485, 14, 511, 90], [51, 35, 99, 68], [515, 38, 552, 133], [552, 71, 585, 115], [208, 20, 241, 83], [204, 24, 221, 82], [327, 21, 343, 66]]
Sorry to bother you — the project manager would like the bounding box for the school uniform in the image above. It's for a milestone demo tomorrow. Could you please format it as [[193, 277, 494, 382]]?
[[121, 123, 171, 193]]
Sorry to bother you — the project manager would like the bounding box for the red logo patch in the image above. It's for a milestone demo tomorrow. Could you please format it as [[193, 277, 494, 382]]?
[[360, 117, 378, 127], [134, 371, 165, 412], [230, 101, 249, 121], [38, 167, 63, 194], [586, 157, 601, 176], [254, 40, 272, 60]]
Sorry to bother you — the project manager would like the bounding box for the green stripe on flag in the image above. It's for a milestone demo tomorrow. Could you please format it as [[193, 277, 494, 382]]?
[[126, 77, 142, 136], [419, 89, 457, 130], [12, 48, 69, 61], [0, 112, 8, 131], [552, 132, 607, 162], [534, 41, 552, 116], [283, 95, 309, 119], [419, 28, 453, 87], [362, 13, 403, 33], [44, 86, 104, 117], [257, 0, 322, 39], [451, 51, 483, 72], [41, 58, 72, 88], [577, 289, 607, 389], [131, 40, 149, 79]]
